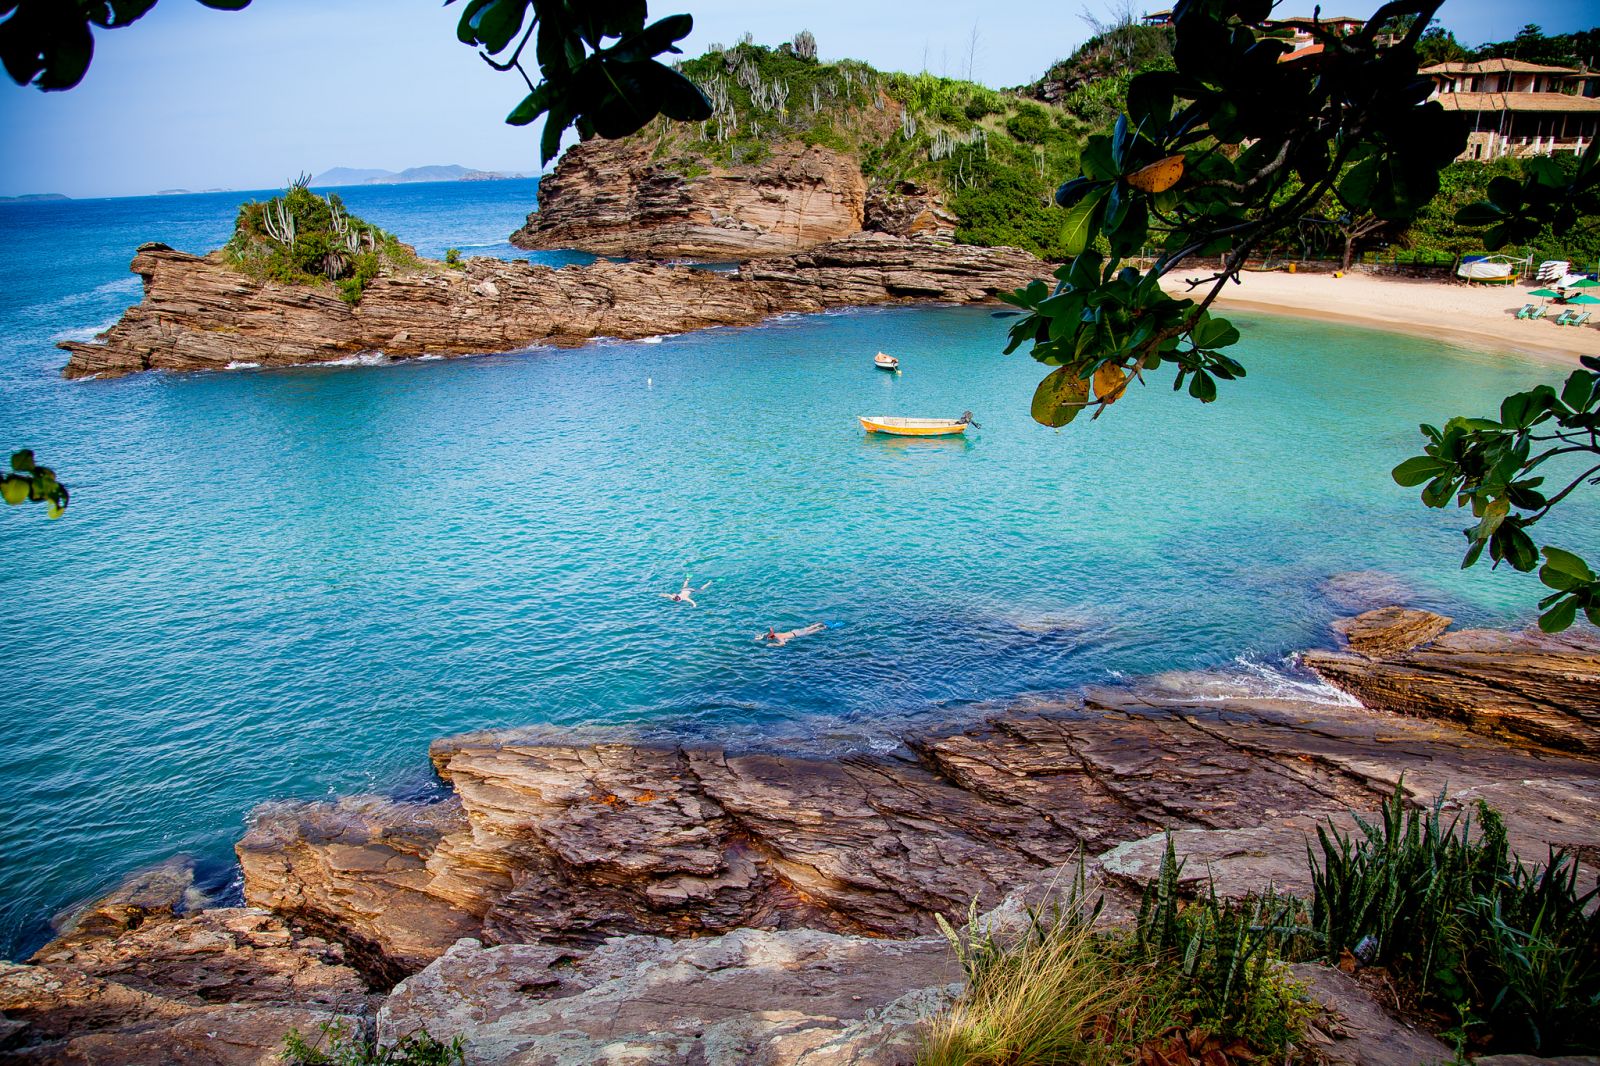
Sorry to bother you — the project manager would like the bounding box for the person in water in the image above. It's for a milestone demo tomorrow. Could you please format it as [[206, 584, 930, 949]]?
[[758, 622, 828, 646], [661, 576, 711, 607]]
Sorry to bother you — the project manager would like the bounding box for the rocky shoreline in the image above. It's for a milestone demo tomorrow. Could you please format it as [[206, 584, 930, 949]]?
[[3, 608, 1597, 1064], [57, 233, 1040, 379]]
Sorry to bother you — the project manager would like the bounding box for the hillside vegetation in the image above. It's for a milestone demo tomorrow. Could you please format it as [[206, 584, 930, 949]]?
[[626, 32, 1171, 259]]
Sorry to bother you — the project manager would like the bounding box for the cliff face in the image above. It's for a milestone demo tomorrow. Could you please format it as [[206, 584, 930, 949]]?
[[59, 234, 1041, 379], [511, 139, 874, 258]]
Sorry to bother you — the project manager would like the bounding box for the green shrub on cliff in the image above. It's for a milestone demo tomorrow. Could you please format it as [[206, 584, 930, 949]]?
[[223, 177, 419, 304], [1311, 786, 1600, 1056]]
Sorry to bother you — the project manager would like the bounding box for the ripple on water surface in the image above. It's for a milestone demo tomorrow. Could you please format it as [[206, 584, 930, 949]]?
[[1, 187, 1594, 959]]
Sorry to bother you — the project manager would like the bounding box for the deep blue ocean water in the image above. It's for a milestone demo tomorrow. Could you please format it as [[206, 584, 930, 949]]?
[[0, 179, 1593, 959]]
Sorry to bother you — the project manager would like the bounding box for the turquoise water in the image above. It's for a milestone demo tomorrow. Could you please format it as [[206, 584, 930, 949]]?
[[0, 181, 1592, 960]]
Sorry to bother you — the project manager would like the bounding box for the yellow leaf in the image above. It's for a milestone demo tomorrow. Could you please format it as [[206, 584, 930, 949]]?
[[1126, 154, 1185, 194], [1093, 363, 1129, 403]]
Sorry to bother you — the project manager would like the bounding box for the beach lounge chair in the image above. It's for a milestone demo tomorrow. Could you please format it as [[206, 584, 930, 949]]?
[[1529, 305, 1548, 319], [1553, 309, 1578, 326], [1515, 303, 1536, 319], [1562, 311, 1591, 328]]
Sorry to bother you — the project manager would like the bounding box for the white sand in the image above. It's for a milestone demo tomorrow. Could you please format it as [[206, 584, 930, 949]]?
[[1159, 269, 1599, 368]]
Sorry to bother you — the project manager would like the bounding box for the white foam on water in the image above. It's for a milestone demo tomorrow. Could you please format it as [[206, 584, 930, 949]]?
[[224, 361, 260, 370], [416, 353, 445, 361], [1143, 654, 1362, 706], [318, 351, 390, 368], [640, 335, 664, 344], [51, 316, 120, 343]]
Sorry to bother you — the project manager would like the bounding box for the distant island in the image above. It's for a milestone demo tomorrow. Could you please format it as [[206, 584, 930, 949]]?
[[0, 192, 68, 203], [309, 164, 527, 187]]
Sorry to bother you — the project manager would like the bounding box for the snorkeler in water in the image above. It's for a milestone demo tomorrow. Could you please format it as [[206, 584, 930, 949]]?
[[757, 622, 828, 646], [661, 575, 711, 607]]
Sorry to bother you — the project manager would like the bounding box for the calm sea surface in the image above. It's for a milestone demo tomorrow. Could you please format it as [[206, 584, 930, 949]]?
[[0, 179, 1592, 958]]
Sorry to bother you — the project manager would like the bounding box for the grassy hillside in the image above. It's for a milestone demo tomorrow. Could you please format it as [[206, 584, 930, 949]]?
[[629, 36, 1150, 260]]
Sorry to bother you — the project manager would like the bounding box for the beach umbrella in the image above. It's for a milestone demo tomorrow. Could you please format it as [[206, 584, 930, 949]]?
[[1564, 293, 1600, 304], [1570, 278, 1599, 288], [1527, 288, 1563, 299]]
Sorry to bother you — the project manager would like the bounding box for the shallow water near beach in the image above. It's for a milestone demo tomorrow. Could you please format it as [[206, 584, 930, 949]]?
[[0, 180, 1593, 959]]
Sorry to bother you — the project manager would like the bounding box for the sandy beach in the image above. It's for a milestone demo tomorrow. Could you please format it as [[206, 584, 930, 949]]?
[[1162, 269, 1600, 368]]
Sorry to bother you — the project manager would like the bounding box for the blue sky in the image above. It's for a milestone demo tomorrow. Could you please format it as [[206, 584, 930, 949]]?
[[1, 0, 1593, 199]]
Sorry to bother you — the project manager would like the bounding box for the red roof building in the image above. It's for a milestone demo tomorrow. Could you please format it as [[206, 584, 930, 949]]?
[[1422, 60, 1600, 160]]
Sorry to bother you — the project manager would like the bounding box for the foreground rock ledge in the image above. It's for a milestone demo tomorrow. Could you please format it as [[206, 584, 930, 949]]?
[[1305, 606, 1600, 755], [57, 233, 1040, 379], [4, 609, 1597, 1064]]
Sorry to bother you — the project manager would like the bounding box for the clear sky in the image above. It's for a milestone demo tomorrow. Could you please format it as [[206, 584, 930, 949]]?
[[1, 0, 1593, 199]]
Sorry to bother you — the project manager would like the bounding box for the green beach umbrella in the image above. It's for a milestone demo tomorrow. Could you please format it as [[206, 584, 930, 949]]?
[[1527, 288, 1562, 298], [1564, 292, 1600, 304], [1570, 278, 1599, 288]]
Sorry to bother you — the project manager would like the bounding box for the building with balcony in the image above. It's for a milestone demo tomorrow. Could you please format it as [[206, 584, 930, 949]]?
[[1423, 59, 1600, 159]]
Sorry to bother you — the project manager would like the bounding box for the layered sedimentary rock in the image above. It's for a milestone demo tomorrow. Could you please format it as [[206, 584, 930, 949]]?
[[59, 234, 1040, 379], [1, 859, 370, 1064], [1305, 607, 1600, 755], [8, 610, 1600, 1063], [377, 930, 956, 1066], [510, 138, 872, 257], [234, 663, 1600, 988]]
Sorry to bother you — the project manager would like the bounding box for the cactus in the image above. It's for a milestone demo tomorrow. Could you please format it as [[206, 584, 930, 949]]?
[[792, 30, 817, 61], [263, 198, 296, 244]]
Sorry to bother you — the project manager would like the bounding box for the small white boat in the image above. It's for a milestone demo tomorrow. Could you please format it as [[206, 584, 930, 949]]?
[[874, 352, 900, 372]]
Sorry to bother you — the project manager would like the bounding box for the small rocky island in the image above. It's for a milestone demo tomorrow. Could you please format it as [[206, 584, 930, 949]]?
[[57, 233, 1039, 379], [3, 607, 1597, 1063]]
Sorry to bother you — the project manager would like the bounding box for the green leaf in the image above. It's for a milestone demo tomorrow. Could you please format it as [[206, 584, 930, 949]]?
[[1031, 366, 1090, 428], [1392, 456, 1448, 487], [1188, 369, 1217, 403], [506, 86, 550, 126], [1060, 189, 1107, 257], [10, 449, 35, 473], [1539, 547, 1595, 590], [1539, 596, 1578, 633]]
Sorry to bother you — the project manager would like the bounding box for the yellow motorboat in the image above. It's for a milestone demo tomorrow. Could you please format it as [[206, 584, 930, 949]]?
[[858, 411, 978, 437]]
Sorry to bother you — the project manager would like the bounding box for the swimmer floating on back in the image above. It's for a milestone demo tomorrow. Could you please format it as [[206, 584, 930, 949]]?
[[758, 622, 829, 646], [661, 575, 711, 607]]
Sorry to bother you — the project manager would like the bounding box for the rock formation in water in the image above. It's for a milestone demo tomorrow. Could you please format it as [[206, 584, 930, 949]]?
[[4, 609, 1597, 1063], [1305, 606, 1600, 755], [57, 234, 1040, 379]]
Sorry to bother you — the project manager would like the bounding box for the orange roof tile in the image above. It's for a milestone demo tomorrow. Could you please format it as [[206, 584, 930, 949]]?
[[1436, 91, 1600, 113], [1423, 59, 1582, 75]]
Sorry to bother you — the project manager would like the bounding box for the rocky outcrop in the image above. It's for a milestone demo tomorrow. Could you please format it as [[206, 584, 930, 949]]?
[[377, 930, 957, 1066], [863, 181, 955, 239], [232, 665, 1600, 988], [511, 139, 871, 258], [59, 234, 1040, 379], [526, 137, 875, 256], [1, 859, 370, 1064], [7, 610, 1599, 1063], [1305, 607, 1600, 755]]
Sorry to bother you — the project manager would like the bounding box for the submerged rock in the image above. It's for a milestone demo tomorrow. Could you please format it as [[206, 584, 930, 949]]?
[[1305, 607, 1600, 755]]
